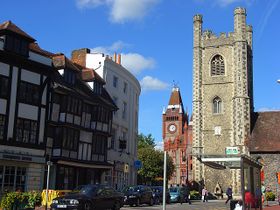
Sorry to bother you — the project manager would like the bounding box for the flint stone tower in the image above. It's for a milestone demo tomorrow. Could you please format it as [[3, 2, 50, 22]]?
[[192, 7, 253, 194]]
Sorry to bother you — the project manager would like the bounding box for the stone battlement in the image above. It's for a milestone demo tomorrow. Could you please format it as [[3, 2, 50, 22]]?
[[193, 14, 203, 22], [202, 30, 235, 41], [234, 7, 246, 15]]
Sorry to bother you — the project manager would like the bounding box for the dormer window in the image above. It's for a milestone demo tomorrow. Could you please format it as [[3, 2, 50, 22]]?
[[64, 69, 76, 85], [4, 35, 29, 57], [93, 81, 102, 95]]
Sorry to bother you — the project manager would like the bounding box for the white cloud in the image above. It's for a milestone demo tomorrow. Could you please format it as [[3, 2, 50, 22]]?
[[122, 53, 155, 75], [110, 0, 160, 23], [155, 141, 163, 151], [195, 0, 256, 7], [140, 76, 170, 91], [76, 0, 160, 23], [76, 0, 109, 9], [91, 41, 155, 75]]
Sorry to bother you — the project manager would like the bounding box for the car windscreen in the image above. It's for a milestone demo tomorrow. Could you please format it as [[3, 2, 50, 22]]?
[[79, 185, 98, 195], [169, 187, 179, 193], [122, 186, 139, 193]]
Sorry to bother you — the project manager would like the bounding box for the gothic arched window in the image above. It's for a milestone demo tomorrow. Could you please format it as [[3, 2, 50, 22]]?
[[211, 55, 225, 76], [213, 97, 222, 114]]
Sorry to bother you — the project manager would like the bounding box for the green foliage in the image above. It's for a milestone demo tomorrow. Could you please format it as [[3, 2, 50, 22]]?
[[265, 191, 276, 201], [137, 133, 156, 149], [137, 146, 174, 185], [0, 191, 41, 210], [190, 190, 201, 200]]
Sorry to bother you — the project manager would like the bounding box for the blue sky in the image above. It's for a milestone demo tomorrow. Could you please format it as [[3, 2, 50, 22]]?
[[1, 0, 280, 147]]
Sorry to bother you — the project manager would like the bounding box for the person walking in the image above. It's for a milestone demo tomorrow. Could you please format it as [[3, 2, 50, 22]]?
[[225, 185, 233, 204], [202, 186, 208, 202]]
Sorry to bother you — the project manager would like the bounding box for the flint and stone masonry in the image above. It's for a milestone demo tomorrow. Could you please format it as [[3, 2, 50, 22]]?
[[192, 7, 253, 194]]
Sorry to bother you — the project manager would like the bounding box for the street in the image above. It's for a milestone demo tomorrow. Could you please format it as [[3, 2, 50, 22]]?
[[122, 200, 230, 210], [121, 200, 280, 210]]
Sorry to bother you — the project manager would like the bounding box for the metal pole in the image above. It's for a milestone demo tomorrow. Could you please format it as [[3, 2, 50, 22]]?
[[163, 151, 167, 210], [45, 161, 51, 210]]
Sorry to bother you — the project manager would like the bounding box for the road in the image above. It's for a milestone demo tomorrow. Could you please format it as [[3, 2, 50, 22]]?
[[122, 200, 230, 210], [122, 200, 280, 210]]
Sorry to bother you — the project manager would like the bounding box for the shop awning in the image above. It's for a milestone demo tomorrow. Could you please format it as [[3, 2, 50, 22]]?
[[198, 155, 262, 170], [57, 160, 113, 169]]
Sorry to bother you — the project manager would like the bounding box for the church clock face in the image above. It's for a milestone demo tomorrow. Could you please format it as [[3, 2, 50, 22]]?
[[168, 123, 177, 133]]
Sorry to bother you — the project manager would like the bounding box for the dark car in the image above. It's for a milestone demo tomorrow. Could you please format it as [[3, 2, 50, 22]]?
[[50, 184, 124, 210], [122, 185, 154, 207], [150, 186, 171, 204]]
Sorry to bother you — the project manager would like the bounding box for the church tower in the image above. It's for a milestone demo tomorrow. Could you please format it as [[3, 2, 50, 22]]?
[[163, 87, 192, 185], [192, 7, 253, 193]]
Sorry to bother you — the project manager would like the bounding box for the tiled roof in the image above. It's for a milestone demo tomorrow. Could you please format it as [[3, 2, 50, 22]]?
[[168, 87, 183, 105], [29, 42, 54, 58], [52, 54, 80, 72], [0, 20, 35, 41], [250, 111, 280, 153], [80, 68, 105, 84]]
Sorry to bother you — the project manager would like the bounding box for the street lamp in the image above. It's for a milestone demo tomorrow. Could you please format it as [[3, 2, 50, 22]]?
[[277, 79, 280, 83], [45, 160, 53, 210]]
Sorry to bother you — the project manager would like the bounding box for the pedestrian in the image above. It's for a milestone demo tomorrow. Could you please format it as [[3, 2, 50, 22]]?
[[202, 186, 208, 202], [234, 200, 243, 210], [225, 185, 233, 204], [185, 184, 192, 205]]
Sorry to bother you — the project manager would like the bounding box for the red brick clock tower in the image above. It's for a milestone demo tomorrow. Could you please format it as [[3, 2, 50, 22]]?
[[163, 87, 192, 185]]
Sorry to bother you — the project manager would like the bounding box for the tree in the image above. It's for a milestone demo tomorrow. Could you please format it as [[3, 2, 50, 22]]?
[[137, 133, 156, 149], [136, 133, 174, 185]]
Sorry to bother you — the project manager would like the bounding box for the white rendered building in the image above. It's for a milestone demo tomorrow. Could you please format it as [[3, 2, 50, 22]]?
[[72, 49, 141, 190]]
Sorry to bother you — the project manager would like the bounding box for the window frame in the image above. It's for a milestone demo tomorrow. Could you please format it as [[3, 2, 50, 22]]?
[[210, 54, 225, 76], [18, 81, 40, 105], [0, 75, 10, 98], [15, 118, 38, 144], [213, 97, 222, 114]]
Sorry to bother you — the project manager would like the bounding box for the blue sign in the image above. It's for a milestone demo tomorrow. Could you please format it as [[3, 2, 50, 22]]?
[[134, 160, 142, 169]]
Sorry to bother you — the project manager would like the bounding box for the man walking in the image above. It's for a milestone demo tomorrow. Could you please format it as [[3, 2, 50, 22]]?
[[225, 185, 233, 204]]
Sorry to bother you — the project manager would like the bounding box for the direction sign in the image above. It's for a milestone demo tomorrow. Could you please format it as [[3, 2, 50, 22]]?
[[134, 160, 142, 169]]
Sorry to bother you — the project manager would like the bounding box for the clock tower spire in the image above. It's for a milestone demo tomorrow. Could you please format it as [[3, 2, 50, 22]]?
[[163, 87, 192, 185]]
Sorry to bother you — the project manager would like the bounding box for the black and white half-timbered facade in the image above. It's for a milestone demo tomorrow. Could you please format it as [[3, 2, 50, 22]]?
[[0, 20, 117, 193], [47, 54, 117, 190], [0, 21, 54, 194]]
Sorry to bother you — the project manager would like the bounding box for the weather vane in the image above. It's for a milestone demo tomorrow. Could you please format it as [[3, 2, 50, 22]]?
[[172, 80, 179, 89]]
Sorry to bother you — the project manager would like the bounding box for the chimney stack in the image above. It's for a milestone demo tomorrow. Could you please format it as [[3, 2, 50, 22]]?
[[71, 48, 90, 67], [117, 54, 121, 65], [114, 52, 117, 62]]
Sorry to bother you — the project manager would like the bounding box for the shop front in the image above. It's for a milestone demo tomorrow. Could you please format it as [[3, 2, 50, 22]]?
[[200, 155, 262, 210]]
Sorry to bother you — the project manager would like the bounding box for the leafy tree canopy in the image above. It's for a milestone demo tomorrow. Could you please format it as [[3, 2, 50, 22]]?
[[137, 133, 156, 149]]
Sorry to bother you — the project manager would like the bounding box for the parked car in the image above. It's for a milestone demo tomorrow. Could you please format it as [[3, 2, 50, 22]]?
[[150, 186, 171, 204], [169, 186, 189, 203], [122, 185, 154, 207], [50, 184, 124, 210]]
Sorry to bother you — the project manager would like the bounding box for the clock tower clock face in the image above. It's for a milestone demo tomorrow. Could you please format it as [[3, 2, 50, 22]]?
[[168, 124, 177, 133]]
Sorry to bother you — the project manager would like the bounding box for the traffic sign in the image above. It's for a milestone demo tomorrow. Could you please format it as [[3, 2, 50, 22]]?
[[134, 160, 142, 169]]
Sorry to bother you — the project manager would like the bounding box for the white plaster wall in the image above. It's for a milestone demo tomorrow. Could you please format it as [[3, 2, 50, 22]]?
[[18, 103, 38, 121], [21, 69, 41, 85], [0, 62, 9, 76], [0, 99, 7, 114], [39, 108, 45, 143], [7, 66, 18, 139], [85, 53, 140, 186]]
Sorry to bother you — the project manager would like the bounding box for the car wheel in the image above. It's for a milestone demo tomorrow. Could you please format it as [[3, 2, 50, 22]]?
[[112, 201, 120, 210], [84, 201, 92, 210], [149, 197, 154, 206], [136, 198, 140, 206], [155, 197, 160, 205]]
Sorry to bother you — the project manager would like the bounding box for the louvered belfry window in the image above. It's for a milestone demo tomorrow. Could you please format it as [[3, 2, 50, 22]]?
[[211, 55, 225, 76]]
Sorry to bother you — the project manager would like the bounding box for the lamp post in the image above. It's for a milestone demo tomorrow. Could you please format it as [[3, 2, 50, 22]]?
[[45, 160, 53, 210], [277, 79, 280, 83]]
